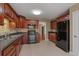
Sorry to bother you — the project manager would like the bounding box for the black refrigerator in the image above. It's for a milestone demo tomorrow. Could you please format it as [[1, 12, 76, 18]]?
[[56, 20, 70, 52]]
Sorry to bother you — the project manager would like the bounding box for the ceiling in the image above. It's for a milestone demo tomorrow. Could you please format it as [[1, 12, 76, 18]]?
[[10, 3, 75, 21]]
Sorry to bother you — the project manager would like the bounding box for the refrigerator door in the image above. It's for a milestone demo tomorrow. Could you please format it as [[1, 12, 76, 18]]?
[[56, 20, 70, 52], [28, 30, 36, 44]]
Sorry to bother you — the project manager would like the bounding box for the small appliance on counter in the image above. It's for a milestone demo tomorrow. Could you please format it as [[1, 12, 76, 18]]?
[[56, 20, 70, 52], [27, 24, 37, 44]]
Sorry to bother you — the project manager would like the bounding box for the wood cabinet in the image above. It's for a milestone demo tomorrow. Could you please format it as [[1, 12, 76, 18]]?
[[9, 21, 16, 29], [2, 35, 22, 56], [4, 4, 12, 17], [15, 38, 22, 56], [48, 33, 56, 43], [22, 34, 28, 44], [4, 4, 18, 20], [56, 10, 69, 22], [22, 19, 27, 28], [49, 10, 69, 43], [0, 51, 2, 56], [17, 16, 26, 28], [16, 19, 20, 28], [4, 48, 16, 56], [25, 20, 39, 29], [0, 3, 18, 26], [0, 14, 4, 25], [2, 42, 16, 56], [0, 4, 4, 25], [51, 20, 57, 30], [16, 16, 39, 28]]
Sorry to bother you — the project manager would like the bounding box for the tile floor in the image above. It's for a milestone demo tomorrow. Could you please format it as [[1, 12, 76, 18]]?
[[19, 40, 72, 56]]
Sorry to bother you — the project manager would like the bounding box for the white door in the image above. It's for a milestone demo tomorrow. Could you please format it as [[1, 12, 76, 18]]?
[[72, 10, 79, 55]]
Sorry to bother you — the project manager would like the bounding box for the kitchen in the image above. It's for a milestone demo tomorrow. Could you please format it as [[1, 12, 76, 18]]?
[[0, 3, 79, 56]]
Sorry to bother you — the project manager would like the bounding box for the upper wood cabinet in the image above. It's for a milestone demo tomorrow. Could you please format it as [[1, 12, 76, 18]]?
[[25, 20, 39, 29], [9, 21, 16, 29], [56, 10, 69, 22], [0, 4, 4, 25], [50, 10, 69, 30], [0, 3, 18, 25], [16, 15, 26, 28], [4, 4, 12, 17], [4, 4, 18, 20], [0, 14, 4, 25]]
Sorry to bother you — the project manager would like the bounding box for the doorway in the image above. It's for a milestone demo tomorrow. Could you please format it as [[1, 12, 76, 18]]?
[[39, 21, 47, 41], [42, 26, 45, 40], [71, 10, 79, 55]]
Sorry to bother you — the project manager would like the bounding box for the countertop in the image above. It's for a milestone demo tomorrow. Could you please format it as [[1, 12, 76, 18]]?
[[0, 32, 25, 51], [48, 31, 57, 34], [48, 29, 57, 34]]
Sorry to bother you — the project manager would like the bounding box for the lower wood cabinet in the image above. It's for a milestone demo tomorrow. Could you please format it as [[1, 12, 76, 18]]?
[[48, 33, 57, 43], [22, 34, 28, 44], [0, 34, 27, 56], [2, 36, 22, 56], [4, 48, 16, 56], [15, 38, 22, 56], [2, 42, 15, 56], [0, 51, 2, 56]]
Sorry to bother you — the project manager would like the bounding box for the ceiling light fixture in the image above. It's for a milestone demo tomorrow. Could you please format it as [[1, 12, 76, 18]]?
[[32, 9, 42, 15]]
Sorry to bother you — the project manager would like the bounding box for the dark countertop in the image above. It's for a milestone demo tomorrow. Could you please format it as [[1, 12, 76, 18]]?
[[48, 31, 57, 34], [0, 32, 25, 51]]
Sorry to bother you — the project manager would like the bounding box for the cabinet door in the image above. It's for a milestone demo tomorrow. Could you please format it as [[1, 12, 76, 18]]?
[[25, 20, 29, 28], [9, 21, 16, 29], [48, 33, 56, 43], [4, 4, 10, 16], [2, 44, 15, 56], [22, 19, 27, 28], [51, 33, 56, 42], [0, 51, 2, 56], [0, 4, 4, 25], [22, 34, 28, 44], [51, 21, 57, 29], [15, 39, 20, 56], [0, 14, 4, 25], [13, 38, 22, 56], [18, 17, 22, 28], [6, 48, 15, 56], [16, 19, 19, 28], [13, 13, 17, 20]]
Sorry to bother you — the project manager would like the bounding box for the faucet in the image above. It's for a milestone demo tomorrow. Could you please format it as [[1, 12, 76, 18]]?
[[4, 32, 10, 39]]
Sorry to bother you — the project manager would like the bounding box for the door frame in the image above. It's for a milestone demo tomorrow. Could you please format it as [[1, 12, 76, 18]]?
[[39, 21, 47, 41], [70, 10, 79, 56]]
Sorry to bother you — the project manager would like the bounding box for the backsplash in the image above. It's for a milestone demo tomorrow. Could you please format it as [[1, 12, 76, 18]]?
[[0, 18, 10, 36], [0, 18, 39, 36]]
